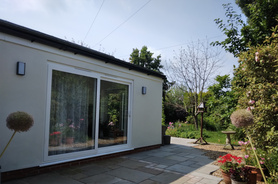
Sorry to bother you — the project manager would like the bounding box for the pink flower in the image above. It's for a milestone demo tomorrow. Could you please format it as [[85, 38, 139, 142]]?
[[238, 141, 244, 145], [108, 122, 114, 126], [247, 107, 251, 111], [69, 124, 75, 129], [245, 155, 249, 159], [248, 100, 255, 105], [255, 52, 259, 62], [260, 161, 264, 165], [261, 157, 265, 160], [246, 91, 251, 97]]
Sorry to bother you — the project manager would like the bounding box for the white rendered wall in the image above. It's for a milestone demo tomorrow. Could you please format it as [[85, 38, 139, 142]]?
[[0, 33, 163, 172]]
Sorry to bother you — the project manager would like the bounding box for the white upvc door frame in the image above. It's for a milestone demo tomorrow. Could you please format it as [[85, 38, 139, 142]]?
[[43, 63, 133, 166]]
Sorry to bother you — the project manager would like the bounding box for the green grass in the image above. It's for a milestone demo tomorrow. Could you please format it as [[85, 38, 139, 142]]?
[[165, 122, 239, 145]]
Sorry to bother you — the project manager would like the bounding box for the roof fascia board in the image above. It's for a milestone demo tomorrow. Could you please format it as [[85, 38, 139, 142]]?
[[0, 19, 166, 79]]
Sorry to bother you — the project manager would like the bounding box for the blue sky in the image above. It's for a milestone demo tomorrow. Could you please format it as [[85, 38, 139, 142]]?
[[0, 0, 245, 77]]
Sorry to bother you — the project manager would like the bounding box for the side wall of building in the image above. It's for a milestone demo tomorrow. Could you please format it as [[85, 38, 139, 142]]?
[[0, 33, 163, 172]]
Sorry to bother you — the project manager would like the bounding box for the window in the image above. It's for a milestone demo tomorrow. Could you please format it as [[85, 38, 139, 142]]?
[[48, 70, 97, 156], [98, 80, 129, 147]]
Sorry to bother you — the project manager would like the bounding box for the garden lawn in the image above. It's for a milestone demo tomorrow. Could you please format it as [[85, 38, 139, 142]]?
[[165, 123, 239, 145]]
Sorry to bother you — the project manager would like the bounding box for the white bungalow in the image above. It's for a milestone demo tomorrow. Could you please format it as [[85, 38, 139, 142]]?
[[0, 19, 165, 179]]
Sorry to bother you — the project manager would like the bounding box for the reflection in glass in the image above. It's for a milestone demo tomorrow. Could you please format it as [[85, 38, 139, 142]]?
[[48, 70, 96, 156], [99, 80, 129, 147]]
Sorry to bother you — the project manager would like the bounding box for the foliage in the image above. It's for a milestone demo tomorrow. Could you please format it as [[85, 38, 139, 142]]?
[[212, 3, 246, 57], [212, 2, 278, 57], [230, 166, 250, 182], [205, 75, 238, 130], [165, 122, 210, 139], [164, 85, 187, 123], [239, 140, 266, 168], [232, 26, 278, 151], [107, 93, 120, 125], [129, 45, 163, 73], [264, 151, 278, 183], [236, 0, 278, 46]]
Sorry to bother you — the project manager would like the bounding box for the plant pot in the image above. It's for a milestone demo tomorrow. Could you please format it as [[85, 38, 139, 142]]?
[[164, 135, 171, 145], [247, 170, 257, 184], [66, 137, 74, 144], [231, 179, 247, 184], [221, 170, 231, 184], [246, 165, 265, 181], [49, 138, 61, 146]]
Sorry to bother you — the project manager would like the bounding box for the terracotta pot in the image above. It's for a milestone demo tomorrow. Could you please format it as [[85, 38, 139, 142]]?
[[221, 170, 231, 184], [66, 137, 74, 144], [246, 165, 265, 181], [247, 170, 257, 184], [49, 137, 61, 146]]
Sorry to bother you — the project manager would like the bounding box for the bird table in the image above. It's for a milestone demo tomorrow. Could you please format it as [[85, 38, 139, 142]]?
[[221, 131, 236, 150]]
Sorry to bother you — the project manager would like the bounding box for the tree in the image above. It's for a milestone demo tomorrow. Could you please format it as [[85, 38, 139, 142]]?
[[212, 1, 278, 57], [167, 40, 222, 129], [129, 46, 163, 73], [205, 75, 238, 130]]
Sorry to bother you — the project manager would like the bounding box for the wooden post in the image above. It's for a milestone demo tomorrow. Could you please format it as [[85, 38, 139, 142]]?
[[194, 112, 207, 144]]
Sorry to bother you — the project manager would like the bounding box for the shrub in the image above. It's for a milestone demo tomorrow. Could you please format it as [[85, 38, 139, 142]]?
[[233, 26, 278, 151]]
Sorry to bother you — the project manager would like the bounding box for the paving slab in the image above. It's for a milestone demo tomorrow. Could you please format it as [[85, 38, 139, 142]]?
[[107, 167, 154, 183], [150, 172, 183, 184], [79, 173, 123, 184], [3, 138, 223, 184]]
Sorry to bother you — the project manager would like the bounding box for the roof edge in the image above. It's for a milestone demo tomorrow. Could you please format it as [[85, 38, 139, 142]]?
[[0, 19, 166, 79]]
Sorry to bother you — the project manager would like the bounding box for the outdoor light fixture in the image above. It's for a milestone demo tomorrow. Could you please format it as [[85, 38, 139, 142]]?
[[142, 86, 147, 95], [16, 61, 26, 76]]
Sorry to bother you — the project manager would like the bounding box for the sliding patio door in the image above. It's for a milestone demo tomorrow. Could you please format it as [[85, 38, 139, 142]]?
[[47, 66, 131, 160], [48, 70, 97, 156], [98, 80, 129, 147]]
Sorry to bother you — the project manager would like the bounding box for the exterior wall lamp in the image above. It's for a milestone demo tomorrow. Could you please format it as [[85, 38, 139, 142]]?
[[17, 62, 26, 76], [142, 86, 147, 95]]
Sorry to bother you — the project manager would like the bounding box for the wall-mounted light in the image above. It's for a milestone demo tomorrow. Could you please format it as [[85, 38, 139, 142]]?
[[142, 86, 147, 95], [17, 61, 26, 76]]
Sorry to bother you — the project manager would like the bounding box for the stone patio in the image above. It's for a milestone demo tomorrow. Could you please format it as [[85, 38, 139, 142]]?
[[3, 137, 222, 184]]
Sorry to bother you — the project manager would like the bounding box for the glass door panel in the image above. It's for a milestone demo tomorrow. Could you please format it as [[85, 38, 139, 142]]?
[[98, 80, 129, 147], [48, 70, 97, 156]]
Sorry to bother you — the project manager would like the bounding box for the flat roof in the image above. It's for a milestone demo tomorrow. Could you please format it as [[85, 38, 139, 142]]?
[[0, 19, 166, 79]]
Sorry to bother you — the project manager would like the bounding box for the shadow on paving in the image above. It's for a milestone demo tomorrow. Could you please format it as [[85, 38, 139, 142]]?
[[3, 138, 223, 184]]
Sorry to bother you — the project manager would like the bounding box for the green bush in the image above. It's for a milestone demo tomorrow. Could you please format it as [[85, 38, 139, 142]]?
[[233, 27, 278, 151], [166, 122, 209, 139]]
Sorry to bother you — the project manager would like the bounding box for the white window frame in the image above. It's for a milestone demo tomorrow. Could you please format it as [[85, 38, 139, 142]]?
[[43, 63, 133, 165]]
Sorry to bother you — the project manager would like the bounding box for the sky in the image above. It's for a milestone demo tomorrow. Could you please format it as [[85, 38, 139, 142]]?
[[0, 0, 245, 78]]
